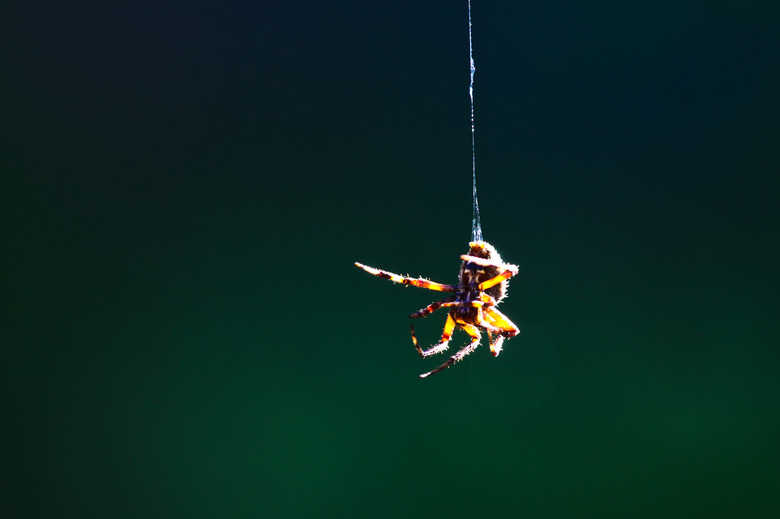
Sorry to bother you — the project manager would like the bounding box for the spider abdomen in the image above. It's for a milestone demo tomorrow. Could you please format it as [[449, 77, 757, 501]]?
[[459, 241, 509, 304]]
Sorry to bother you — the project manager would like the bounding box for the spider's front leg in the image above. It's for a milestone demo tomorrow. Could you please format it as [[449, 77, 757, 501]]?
[[354, 262, 456, 292], [420, 324, 482, 378], [411, 314, 456, 358]]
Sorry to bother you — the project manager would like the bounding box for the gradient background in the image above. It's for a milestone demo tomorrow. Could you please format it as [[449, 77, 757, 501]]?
[[3, 1, 779, 517]]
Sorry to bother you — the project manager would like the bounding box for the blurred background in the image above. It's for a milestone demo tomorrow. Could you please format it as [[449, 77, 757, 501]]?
[[3, 1, 779, 517]]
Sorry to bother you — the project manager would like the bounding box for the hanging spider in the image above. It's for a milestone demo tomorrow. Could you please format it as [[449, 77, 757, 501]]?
[[355, 241, 519, 378]]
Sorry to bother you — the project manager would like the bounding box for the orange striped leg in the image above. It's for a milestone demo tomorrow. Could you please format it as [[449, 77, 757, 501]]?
[[355, 262, 456, 292], [460, 254, 514, 270], [466, 304, 503, 335], [420, 324, 482, 378], [460, 254, 502, 266], [483, 307, 519, 336], [479, 265, 519, 291], [483, 307, 519, 356], [409, 296, 458, 318], [412, 313, 456, 358], [478, 292, 497, 307], [412, 297, 491, 319]]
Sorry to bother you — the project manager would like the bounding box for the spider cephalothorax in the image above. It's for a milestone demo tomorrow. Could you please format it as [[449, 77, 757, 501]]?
[[355, 241, 519, 378]]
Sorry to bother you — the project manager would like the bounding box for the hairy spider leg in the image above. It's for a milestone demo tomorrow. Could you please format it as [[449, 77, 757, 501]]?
[[410, 294, 495, 319], [409, 296, 458, 318], [419, 324, 482, 378], [488, 333, 505, 357], [478, 292, 498, 306], [465, 307, 505, 337], [479, 266, 518, 290], [483, 307, 520, 356], [411, 314, 456, 358], [354, 262, 456, 292], [483, 306, 520, 335], [451, 303, 513, 357], [460, 254, 507, 267]]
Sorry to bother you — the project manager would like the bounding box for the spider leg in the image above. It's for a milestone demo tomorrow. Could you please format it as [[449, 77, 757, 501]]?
[[355, 262, 456, 292], [412, 297, 491, 320], [486, 330, 505, 357], [419, 325, 482, 378], [489, 335, 506, 357], [482, 307, 520, 356], [483, 307, 520, 336], [409, 296, 458, 318], [472, 307, 505, 336], [478, 292, 497, 306], [460, 254, 505, 267], [478, 265, 519, 291], [412, 314, 456, 358], [460, 254, 519, 291]]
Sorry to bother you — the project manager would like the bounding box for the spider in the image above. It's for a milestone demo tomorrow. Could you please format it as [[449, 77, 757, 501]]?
[[355, 241, 520, 378]]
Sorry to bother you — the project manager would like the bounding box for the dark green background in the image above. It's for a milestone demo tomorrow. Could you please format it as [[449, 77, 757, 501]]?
[[3, 1, 779, 517]]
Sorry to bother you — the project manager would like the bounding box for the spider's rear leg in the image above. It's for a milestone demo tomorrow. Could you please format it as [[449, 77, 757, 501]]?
[[420, 325, 482, 378], [475, 319, 506, 355], [411, 313, 456, 358], [482, 307, 520, 356], [488, 334, 506, 357]]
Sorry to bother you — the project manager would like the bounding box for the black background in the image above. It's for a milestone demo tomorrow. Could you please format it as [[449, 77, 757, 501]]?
[[3, 1, 779, 517]]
